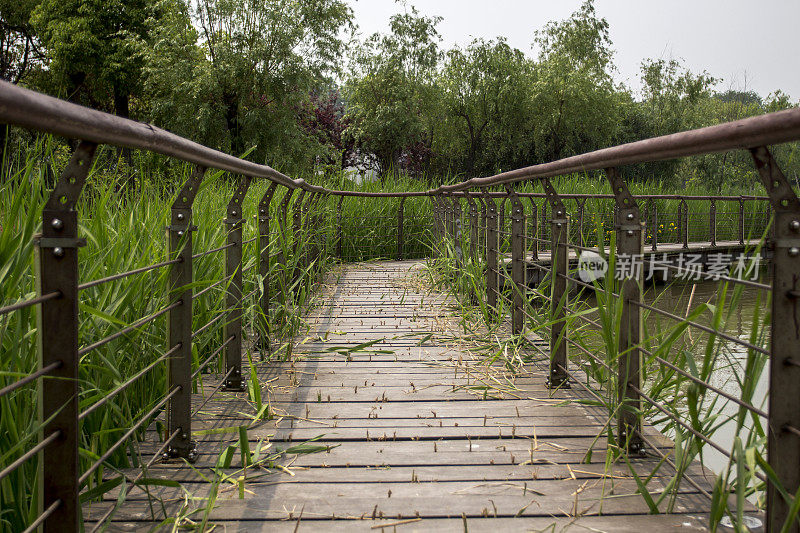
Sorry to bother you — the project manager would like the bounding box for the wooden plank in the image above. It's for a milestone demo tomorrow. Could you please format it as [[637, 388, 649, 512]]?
[[112, 461, 711, 485], [83, 490, 712, 521], [83, 515, 712, 533], [138, 515, 713, 532]]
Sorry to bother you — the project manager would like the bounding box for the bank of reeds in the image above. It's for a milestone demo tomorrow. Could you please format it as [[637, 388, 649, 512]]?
[[0, 140, 333, 531], [428, 182, 795, 531]]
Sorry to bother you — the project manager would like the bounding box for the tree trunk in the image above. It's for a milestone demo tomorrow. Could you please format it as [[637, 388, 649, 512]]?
[[0, 124, 8, 180], [223, 92, 241, 156]]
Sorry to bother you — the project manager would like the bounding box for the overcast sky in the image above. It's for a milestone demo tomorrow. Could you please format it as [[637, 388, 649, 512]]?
[[348, 0, 800, 101]]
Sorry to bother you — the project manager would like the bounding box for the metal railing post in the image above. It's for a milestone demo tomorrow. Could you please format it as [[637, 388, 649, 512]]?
[[479, 196, 488, 255], [528, 198, 539, 260], [431, 196, 440, 253], [164, 164, 205, 461], [257, 183, 278, 358], [606, 167, 644, 454], [292, 189, 306, 260], [750, 146, 800, 533], [498, 197, 507, 253], [36, 141, 96, 531], [430, 197, 438, 242], [709, 198, 717, 246], [508, 186, 525, 334], [577, 198, 586, 249], [542, 179, 569, 389], [681, 199, 689, 249], [443, 195, 452, 257], [164, 173, 207, 442], [452, 196, 463, 266], [445, 195, 454, 249], [276, 188, 294, 291], [222, 176, 251, 392], [336, 195, 344, 259], [483, 193, 498, 311], [541, 198, 548, 252], [397, 197, 405, 260], [651, 200, 658, 252], [299, 191, 314, 271], [465, 194, 479, 262], [739, 197, 746, 245], [309, 193, 325, 267]]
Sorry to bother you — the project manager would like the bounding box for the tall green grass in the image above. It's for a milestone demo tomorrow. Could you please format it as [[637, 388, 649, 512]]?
[[429, 183, 791, 530], [0, 140, 334, 531]]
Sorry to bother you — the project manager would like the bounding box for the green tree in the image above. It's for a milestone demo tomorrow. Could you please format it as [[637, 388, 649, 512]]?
[[1, 0, 44, 167], [438, 38, 533, 177], [31, 0, 151, 117], [625, 58, 716, 186], [0, 0, 43, 84], [529, 0, 622, 162], [639, 57, 716, 137], [343, 5, 441, 177], [143, 0, 352, 170]]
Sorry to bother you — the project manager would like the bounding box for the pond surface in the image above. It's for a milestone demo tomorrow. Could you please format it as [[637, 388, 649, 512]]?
[[578, 278, 770, 475]]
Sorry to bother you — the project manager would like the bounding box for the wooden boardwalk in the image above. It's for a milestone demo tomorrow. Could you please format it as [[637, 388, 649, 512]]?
[[86, 261, 715, 532]]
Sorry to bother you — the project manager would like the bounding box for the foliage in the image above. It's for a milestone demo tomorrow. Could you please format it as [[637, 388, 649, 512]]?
[[142, 0, 353, 170], [31, 0, 151, 117], [436, 38, 532, 177], [342, 5, 441, 177], [529, 0, 622, 163], [3, 0, 799, 185], [0, 0, 42, 84]]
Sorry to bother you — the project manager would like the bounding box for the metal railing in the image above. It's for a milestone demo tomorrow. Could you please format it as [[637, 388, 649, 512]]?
[[433, 148, 800, 531], [0, 81, 434, 532], [0, 78, 799, 531]]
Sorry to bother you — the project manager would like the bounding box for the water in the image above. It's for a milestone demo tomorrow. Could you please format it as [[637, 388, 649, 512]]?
[[642, 281, 769, 475], [579, 279, 770, 475]]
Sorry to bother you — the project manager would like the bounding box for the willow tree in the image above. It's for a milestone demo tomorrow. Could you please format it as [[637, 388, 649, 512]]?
[[530, 0, 622, 162], [31, 0, 151, 117], [343, 6, 442, 177], [438, 38, 533, 177], [142, 0, 352, 170]]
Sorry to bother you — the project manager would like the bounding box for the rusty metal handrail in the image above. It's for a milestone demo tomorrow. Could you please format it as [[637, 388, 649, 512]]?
[[455, 191, 770, 201], [431, 106, 800, 193], [5, 80, 799, 201], [0, 81, 310, 191], [0, 81, 430, 198]]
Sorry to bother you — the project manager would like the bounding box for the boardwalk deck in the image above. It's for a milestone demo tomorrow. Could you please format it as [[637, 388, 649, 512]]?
[[85, 261, 716, 532]]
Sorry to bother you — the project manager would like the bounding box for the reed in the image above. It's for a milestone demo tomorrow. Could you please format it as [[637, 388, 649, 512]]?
[[428, 185, 789, 531], [0, 141, 332, 531]]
